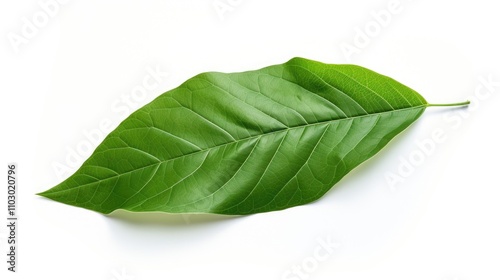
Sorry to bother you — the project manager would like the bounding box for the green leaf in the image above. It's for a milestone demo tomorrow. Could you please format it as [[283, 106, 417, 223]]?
[[38, 57, 468, 215]]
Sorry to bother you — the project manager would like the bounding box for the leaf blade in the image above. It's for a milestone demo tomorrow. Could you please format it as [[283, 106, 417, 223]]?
[[40, 57, 428, 215]]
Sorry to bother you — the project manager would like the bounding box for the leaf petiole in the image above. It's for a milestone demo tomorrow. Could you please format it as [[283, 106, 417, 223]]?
[[426, 101, 470, 107]]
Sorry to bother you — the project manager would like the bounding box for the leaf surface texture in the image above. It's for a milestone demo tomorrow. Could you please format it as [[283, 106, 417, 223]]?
[[40, 58, 428, 215]]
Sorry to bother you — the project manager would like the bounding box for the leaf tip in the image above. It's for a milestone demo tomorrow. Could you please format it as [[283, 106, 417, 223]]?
[[36, 190, 50, 197]]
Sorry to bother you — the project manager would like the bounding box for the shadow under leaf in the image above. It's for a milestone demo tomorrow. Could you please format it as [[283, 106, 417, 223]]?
[[106, 209, 242, 227]]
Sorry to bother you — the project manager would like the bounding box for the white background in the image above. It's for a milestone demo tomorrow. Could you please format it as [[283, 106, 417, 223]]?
[[1, 0, 499, 279]]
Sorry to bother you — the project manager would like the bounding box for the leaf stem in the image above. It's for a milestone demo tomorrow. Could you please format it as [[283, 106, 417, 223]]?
[[426, 101, 470, 107]]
